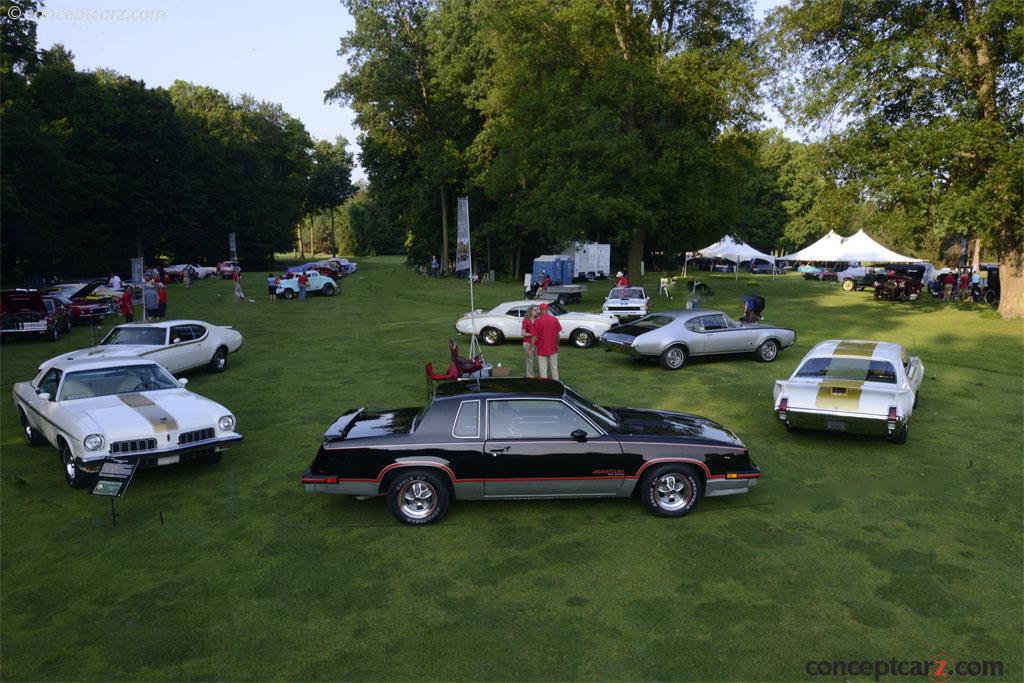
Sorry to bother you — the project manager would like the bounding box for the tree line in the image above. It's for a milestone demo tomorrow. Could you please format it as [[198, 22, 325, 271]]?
[[331, 0, 1021, 318]]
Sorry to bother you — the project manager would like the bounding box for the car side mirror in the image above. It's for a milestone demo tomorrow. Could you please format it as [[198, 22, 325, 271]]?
[[571, 429, 588, 443], [177, 378, 188, 387], [37, 392, 51, 401]]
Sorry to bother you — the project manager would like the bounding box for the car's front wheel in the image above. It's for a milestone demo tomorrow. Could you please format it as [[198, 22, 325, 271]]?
[[197, 450, 222, 466], [281, 289, 294, 300], [639, 464, 702, 518], [570, 328, 594, 349], [480, 326, 504, 346], [756, 339, 779, 362], [659, 345, 687, 370], [59, 441, 93, 490], [48, 325, 60, 342], [387, 470, 450, 525]]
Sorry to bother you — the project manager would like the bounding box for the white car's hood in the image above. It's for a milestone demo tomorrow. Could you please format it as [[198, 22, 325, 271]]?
[[557, 312, 619, 325], [60, 389, 229, 442], [40, 345, 159, 372]]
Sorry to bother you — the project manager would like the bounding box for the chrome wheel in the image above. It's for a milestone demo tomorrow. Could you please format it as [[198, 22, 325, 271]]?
[[481, 327, 502, 345], [398, 480, 437, 520], [759, 340, 778, 362], [660, 345, 686, 370], [654, 473, 693, 511], [571, 329, 593, 348]]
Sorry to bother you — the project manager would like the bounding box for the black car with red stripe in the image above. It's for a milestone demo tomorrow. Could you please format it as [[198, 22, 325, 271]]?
[[302, 378, 761, 524]]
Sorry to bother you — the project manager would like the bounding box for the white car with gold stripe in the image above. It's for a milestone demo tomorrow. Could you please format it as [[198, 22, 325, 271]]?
[[773, 340, 923, 444], [13, 357, 243, 488]]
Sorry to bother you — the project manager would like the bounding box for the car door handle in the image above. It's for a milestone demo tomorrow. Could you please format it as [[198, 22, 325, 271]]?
[[488, 447, 509, 456]]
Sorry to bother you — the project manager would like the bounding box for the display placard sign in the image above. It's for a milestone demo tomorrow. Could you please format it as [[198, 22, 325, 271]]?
[[455, 199, 471, 273], [130, 257, 144, 303], [90, 459, 138, 498], [228, 232, 237, 260]]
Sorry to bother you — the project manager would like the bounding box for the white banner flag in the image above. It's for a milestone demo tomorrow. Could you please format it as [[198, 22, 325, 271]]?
[[455, 198, 471, 272]]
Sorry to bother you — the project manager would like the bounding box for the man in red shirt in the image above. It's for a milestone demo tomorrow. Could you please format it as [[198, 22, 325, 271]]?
[[616, 271, 629, 286], [119, 285, 135, 323], [156, 281, 167, 320], [298, 272, 309, 301], [942, 272, 956, 301], [958, 271, 970, 301], [532, 302, 562, 380]]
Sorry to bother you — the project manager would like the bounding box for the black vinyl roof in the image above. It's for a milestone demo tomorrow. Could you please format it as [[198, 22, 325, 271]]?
[[434, 378, 566, 399]]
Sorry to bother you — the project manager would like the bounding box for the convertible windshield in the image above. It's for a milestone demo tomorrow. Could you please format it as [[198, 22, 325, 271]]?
[[563, 386, 618, 432], [58, 364, 180, 401], [102, 326, 166, 346], [795, 357, 897, 384], [609, 287, 644, 299]]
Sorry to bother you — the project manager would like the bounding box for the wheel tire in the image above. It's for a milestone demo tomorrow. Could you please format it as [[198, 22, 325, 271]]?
[[282, 289, 295, 300], [756, 339, 780, 363], [387, 470, 450, 525], [842, 279, 856, 291], [570, 328, 594, 349], [889, 423, 909, 445], [480, 327, 504, 346], [207, 347, 229, 373], [659, 345, 687, 370], [59, 441, 92, 490], [20, 410, 46, 446], [984, 289, 996, 305], [322, 284, 336, 296], [785, 423, 799, 433], [197, 450, 222, 466], [639, 464, 702, 518], [557, 294, 568, 305]]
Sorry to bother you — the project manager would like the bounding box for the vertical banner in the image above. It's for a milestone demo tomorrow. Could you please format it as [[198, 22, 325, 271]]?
[[455, 199, 471, 273], [228, 232, 237, 260], [130, 258, 144, 303]]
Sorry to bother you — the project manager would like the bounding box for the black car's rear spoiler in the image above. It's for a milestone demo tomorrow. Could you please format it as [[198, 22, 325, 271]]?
[[324, 408, 364, 441]]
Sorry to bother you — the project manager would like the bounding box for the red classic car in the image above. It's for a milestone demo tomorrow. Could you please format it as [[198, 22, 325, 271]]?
[[1, 290, 72, 341], [44, 280, 115, 324]]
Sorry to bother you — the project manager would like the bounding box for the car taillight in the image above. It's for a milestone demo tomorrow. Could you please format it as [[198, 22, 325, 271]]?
[[301, 476, 337, 484], [887, 406, 898, 430], [778, 398, 788, 420]]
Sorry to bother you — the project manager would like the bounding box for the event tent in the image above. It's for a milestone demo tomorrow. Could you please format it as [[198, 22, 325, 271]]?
[[777, 229, 919, 263], [694, 235, 775, 263]]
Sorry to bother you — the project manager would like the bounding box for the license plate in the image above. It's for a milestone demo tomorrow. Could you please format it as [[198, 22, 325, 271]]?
[[157, 455, 180, 466], [826, 420, 846, 431]]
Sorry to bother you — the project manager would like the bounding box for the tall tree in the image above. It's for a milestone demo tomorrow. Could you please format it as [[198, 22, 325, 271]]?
[[306, 136, 355, 255], [765, 0, 1023, 319]]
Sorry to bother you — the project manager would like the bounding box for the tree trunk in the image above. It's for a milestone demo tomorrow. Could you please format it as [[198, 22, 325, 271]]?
[[440, 187, 450, 272], [298, 223, 304, 258], [971, 239, 981, 272], [628, 226, 647, 286], [330, 206, 336, 257], [997, 247, 1023, 320], [486, 237, 492, 278]]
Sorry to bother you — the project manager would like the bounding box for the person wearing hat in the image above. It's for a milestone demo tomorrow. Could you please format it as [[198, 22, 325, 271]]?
[[616, 271, 629, 286], [533, 302, 562, 380]]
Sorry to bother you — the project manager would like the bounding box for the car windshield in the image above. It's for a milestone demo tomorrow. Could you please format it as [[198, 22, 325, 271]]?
[[58, 364, 180, 400], [608, 287, 644, 299], [795, 357, 898, 384], [563, 386, 618, 432], [102, 326, 166, 346]]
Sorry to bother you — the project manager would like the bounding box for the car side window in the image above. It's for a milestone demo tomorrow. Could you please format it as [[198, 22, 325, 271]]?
[[488, 399, 594, 439], [505, 307, 524, 318], [700, 314, 728, 331], [170, 326, 194, 343], [38, 369, 62, 397], [189, 324, 207, 340], [453, 400, 481, 438], [684, 318, 703, 332]]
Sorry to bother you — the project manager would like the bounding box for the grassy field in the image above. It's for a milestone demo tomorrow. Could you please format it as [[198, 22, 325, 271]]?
[[2, 257, 1021, 681]]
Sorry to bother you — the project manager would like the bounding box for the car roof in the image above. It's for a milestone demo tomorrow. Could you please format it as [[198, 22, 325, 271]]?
[[635, 309, 723, 321], [434, 378, 566, 400], [111, 319, 211, 329], [806, 339, 905, 363], [491, 300, 541, 309]]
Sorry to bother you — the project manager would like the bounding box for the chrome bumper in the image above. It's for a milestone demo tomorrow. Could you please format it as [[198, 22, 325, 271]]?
[[778, 409, 904, 437]]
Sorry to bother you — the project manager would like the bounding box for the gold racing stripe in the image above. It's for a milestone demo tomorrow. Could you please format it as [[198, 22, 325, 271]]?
[[833, 341, 878, 358], [814, 380, 865, 410], [119, 394, 179, 433]]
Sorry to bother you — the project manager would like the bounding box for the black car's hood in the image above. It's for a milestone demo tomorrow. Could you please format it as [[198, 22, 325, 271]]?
[[611, 407, 745, 448]]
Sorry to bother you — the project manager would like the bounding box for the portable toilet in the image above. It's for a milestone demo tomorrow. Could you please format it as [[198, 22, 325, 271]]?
[[533, 255, 574, 285]]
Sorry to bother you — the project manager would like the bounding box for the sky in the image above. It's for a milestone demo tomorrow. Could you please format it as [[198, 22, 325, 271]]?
[[34, 0, 789, 183]]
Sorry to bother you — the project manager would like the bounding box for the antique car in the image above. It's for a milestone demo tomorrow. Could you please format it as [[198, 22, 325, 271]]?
[[166, 264, 217, 280], [873, 275, 922, 301], [301, 378, 761, 524], [601, 286, 650, 320], [455, 300, 618, 348], [217, 260, 242, 278], [1, 290, 72, 342], [13, 357, 243, 488], [38, 319, 244, 375], [601, 309, 796, 370], [276, 271, 339, 299], [43, 280, 114, 324], [773, 340, 923, 444]]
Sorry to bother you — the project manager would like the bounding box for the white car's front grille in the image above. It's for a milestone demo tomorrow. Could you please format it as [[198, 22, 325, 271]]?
[[110, 438, 158, 454]]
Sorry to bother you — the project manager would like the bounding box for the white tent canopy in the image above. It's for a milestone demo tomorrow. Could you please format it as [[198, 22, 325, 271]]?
[[778, 229, 919, 263], [693, 235, 774, 263]]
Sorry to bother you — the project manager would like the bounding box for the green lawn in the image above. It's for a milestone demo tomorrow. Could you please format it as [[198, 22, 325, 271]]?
[[2, 257, 1021, 681]]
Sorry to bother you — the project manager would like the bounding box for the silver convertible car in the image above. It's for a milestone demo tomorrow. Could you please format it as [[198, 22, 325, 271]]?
[[600, 309, 796, 370]]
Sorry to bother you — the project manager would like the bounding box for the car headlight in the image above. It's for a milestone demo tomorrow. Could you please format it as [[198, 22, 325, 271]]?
[[83, 434, 104, 451], [218, 415, 236, 431]]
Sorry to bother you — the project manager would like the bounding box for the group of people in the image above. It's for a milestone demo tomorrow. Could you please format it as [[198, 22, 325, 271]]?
[[939, 269, 981, 302], [520, 303, 562, 380], [116, 275, 167, 323]]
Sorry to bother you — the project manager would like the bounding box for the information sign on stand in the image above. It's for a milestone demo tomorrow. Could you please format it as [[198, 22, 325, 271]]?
[[90, 459, 138, 525]]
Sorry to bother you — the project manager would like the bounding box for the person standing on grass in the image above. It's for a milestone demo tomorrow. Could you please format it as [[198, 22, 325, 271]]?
[[232, 269, 245, 301], [958, 270, 970, 301], [156, 280, 167, 320], [431, 255, 439, 278], [183, 266, 192, 290], [267, 273, 278, 303], [942, 271, 955, 301], [109, 272, 121, 290], [521, 305, 538, 378], [119, 285, 135, 323], [533, 302, 562, 380], [298, 272, 309, 301], [143, 280, 159, 320]]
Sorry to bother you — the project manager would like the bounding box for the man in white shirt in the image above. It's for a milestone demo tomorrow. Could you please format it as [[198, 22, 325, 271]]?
[[109, 273, 122, 289]]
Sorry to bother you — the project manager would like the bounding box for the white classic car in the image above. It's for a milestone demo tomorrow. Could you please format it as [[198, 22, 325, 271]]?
[[601, 286, 650, 320], [13, 358, 243, 488], [166, 264, 217, 279], [773, 340, 924, 444], [38, 320, 243, 376], [276, 271, 339, 299], [455, 300, 619, 349]]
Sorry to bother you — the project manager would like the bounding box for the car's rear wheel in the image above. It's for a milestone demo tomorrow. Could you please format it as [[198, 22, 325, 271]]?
[[480, 326, 504, 346], [59, 441, 92, 490], [659, 345, 687, 370], [282, 289, 294, 300], [983, 289, 997, 305], [570, 328, 594, 349], [756, 339, 779, 362], [639, 464, 702, 518], [888, 423, 909, 445], [20, 409, 46, 446], [322, 283, 336, 296], [387, 470, 450, 525], [842, 279, 855, 291], [207, 347, 228, 373]]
